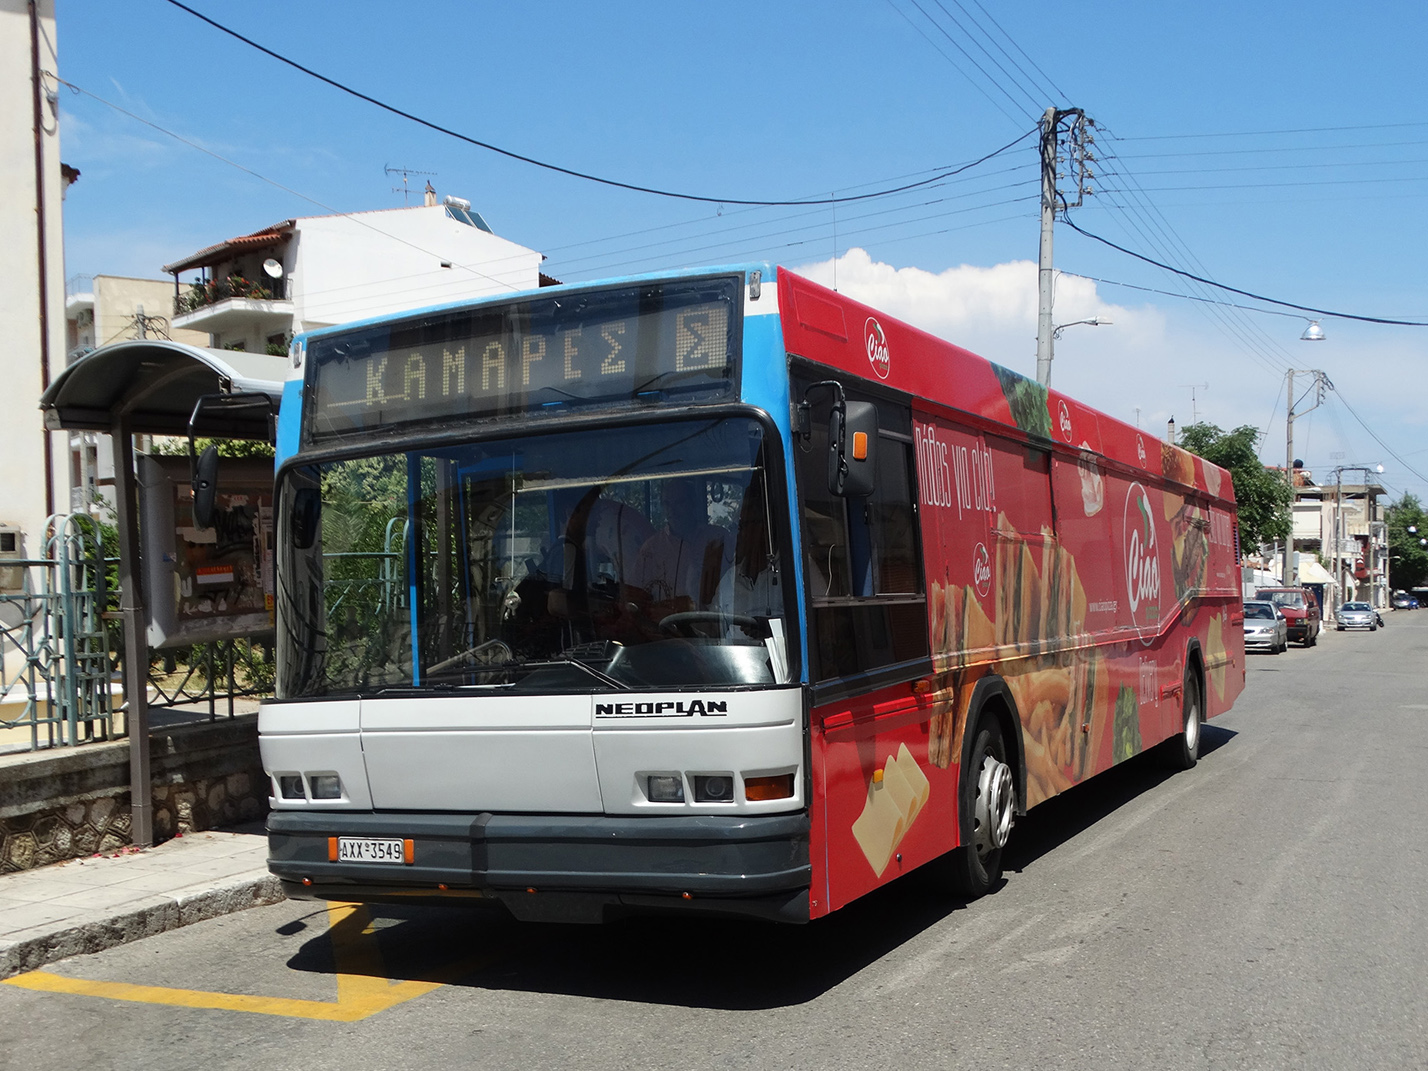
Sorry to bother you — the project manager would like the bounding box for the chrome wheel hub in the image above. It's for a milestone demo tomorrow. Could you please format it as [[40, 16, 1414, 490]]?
[[1185, 696, 1201, 752], [973, 753, 1015, 856]]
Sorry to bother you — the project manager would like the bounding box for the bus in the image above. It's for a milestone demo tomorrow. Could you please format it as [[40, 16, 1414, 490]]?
[[259, 264, 1245, 924]]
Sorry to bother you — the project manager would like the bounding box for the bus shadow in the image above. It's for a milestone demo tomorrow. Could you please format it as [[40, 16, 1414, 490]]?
[[1003, 722, 1237, 875], [284, 724, 1238, 1011]]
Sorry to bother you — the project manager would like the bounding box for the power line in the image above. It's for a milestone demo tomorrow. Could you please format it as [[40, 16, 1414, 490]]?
[[1330, 390, 1428, 486], [1060, 214, 1428, 326], [1111, 120, 1428, 141], [51, 75, 527, 293], [1058, 271, 1310, 319], [162, 0, 1034, 207], [883, 0, 1029, 125]]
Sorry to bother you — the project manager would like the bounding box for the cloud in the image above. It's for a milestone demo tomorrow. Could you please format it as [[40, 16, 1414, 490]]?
[[789, 249, 1428, 498]]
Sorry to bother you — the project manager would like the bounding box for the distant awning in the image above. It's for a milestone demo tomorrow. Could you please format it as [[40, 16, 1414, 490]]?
[[1298, 558, 1337, 586], [40, 340, 287, 439]]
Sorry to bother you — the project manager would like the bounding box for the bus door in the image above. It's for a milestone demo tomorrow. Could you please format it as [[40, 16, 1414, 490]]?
[[795, 374, 944, 913]]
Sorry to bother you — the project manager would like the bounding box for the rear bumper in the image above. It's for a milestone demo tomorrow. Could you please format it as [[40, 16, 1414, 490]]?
[[267, 809, 811, 923]]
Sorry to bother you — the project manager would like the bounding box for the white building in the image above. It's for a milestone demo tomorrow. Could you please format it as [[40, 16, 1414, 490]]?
[[0, 0, 68, 571], [162, 190, 553, 353]]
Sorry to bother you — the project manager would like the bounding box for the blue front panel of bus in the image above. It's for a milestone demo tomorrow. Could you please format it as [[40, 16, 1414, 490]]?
[[738, 289, 809, 684]]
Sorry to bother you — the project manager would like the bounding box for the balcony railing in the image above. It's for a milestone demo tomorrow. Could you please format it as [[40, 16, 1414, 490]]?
[[174, 275, 290, 317]]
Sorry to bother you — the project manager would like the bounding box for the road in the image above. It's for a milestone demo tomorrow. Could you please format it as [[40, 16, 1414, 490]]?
[[3, 614, 1426, 1070]]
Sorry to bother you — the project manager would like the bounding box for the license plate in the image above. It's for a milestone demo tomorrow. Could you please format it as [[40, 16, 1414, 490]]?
[[336, 837, 405, 864]]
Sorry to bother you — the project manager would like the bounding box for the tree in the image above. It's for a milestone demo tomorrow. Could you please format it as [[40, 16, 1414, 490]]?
[[1387, 493, 1428, 590], [1177, 423, 1292, 550]]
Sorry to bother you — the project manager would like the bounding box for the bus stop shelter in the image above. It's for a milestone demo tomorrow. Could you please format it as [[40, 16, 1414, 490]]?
[[39, 340, 287, 846]]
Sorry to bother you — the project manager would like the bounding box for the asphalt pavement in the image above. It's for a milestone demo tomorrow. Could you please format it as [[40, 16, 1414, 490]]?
[[0, 612, 1424, 1070]]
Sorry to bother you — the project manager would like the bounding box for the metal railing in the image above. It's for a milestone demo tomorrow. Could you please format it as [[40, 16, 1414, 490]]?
[[0, 516, 114, 750], [0, 513, 276, 752], [173, 275, 291, 316]]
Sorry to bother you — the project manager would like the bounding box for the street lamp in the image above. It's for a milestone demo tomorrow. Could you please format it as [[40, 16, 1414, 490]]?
[[1052, 317, 1113, 341], [1301, 320, 1327, 342]]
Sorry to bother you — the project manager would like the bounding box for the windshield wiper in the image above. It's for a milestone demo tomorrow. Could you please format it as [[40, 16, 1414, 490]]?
[[513, 654, 625, 690]]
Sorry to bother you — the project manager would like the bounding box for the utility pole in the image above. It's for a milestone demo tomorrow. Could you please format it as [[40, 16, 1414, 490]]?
[[1035, 108, 1094, 386], [1281, 368, 1332, 584], [1035, 107, 1057, 387]]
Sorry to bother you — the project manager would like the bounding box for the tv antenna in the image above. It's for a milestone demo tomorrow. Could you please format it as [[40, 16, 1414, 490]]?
[[1179, 382, 1209, 425], [385, 164, 437, 204]]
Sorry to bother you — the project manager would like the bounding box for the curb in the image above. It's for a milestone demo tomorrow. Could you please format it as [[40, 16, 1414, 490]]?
[[0, 874, 285, 980]]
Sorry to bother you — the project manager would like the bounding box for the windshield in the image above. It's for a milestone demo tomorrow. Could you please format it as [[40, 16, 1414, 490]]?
[[1244, 604, 1275, 620], [276, 416, 791, 697], [1265, 591, 1305, 609], [1342, 602, 1370, 611]]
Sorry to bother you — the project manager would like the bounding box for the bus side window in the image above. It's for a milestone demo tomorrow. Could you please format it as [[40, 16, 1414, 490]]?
[[794, 376, 928, 682]]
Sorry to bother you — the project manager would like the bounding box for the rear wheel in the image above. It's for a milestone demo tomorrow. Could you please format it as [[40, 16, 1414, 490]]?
[[938, 717, 1015, 899], [1162, 670, 1202, 770]]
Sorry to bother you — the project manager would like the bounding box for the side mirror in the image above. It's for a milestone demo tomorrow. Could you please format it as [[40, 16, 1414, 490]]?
[[291, 486, 321, 550], [191, 444, 219, 530], [829, 400, 878, 498]]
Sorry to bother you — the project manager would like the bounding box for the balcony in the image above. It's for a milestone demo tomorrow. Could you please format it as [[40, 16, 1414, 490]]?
[[172, 275, 293, 336], [65, 273, 94, 319]]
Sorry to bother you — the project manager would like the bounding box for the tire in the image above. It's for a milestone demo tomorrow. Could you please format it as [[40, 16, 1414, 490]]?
[[1370, 624, 1377, 632], [1162, 670, 1202, 770], [938, 717, 1016, 899], [1337, 625, 1345, 632]]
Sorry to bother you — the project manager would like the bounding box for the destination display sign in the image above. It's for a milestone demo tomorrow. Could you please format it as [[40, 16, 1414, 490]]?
[[306, 275, 742, 441]]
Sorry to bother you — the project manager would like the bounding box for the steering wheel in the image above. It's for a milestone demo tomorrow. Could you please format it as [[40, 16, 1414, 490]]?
[[428, 638, 514, 673], [658, 611, 760, 638]]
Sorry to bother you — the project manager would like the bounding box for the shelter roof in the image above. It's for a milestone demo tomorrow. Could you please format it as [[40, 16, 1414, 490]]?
[[40, 340, 287, 439]]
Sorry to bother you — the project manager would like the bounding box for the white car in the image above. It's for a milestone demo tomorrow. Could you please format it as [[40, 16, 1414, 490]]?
[[1336, 602, 1378, 631], [1243, 600, 1288, 654]]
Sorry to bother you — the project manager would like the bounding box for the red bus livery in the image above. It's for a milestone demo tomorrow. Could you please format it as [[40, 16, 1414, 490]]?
[[260, 265, 1244, 923]]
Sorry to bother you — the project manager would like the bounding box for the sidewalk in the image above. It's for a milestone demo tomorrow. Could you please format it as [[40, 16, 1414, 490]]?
[[0, 827, 281, 979]]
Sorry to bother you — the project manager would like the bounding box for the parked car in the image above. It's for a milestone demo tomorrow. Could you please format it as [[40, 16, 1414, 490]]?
[[1336, 601, 1378, 631], [1255, 586, 1322, 646], [1243, 600, 1288, 654], [1391, 591, 1419, 610]]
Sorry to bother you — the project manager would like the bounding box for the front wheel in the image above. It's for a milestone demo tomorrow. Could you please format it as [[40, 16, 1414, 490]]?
[[1161, 671, 1202, 770], [936, 717, 1015, 899]]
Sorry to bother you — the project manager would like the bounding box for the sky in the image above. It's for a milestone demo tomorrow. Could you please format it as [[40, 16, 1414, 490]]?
[[52, 0, 1428, 504]]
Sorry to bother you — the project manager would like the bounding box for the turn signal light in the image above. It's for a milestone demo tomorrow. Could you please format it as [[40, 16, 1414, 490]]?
[[743, 774, 795, 801]]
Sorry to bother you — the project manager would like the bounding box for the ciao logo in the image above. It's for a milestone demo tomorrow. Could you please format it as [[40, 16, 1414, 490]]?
[[972, 542, 992, 598], [1058, 400, 1073, 442], [865, 317, 890, 380], [1136, 435, 1147, 465], [1122, 483, 1161, 643]]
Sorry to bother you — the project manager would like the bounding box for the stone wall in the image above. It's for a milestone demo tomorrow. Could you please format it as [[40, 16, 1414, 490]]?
[[0, 714, 267, 873]]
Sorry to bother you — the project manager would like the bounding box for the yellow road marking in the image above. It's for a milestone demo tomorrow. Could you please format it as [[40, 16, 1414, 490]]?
[[3, 903, 490, 1022]]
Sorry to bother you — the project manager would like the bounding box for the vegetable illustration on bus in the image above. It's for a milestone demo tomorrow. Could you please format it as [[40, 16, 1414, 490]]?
[[258, 264, 1244, 923]]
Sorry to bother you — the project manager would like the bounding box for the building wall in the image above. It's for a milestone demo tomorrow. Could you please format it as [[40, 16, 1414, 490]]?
[[291, 206, 544, 332], [0, 0, 67, 560], [93, 275, 210, 351]]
